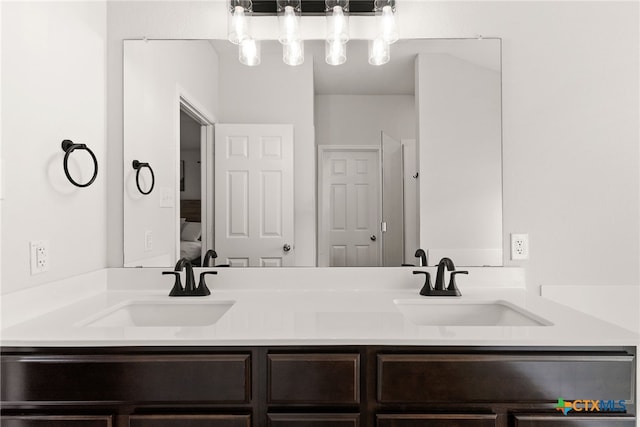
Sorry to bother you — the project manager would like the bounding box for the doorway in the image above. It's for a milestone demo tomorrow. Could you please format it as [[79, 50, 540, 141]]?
[[178, 98, 214, 266], [317, 146, 382, 267]]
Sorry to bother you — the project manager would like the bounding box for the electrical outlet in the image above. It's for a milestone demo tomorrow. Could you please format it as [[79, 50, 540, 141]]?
[[511, 233, 529, 260], [144, 230, 153, 251], [30, 240, 49, 274]]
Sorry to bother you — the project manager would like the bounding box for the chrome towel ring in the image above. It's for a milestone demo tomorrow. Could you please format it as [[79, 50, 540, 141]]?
[[132, 160, 155, 195], [61, 139, 98, 188]]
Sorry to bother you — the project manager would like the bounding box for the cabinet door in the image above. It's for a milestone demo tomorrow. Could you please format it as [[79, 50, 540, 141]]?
[[377, 414, 497, 426], [268, 354, 360, 405], [1, 415, 112, 427], [129, 414, 251, 427], [268, 413, 359, 426], [513, 415, 635, 426]]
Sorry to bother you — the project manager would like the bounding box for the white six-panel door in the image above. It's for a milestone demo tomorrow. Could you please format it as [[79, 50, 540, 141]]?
[[318, 146, 381, 267], [215, 124, 294, 267]]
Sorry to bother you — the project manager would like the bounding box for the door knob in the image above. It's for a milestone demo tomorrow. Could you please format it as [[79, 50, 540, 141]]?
[[370, 235, 377, 241], [283, 243, 291, 252]]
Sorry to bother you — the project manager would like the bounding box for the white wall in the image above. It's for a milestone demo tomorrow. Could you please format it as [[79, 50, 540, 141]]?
[[216, 50, 316, 265], [417, 52, 502, 266], [1, 1, 107, 294], [106, 2, 639, 300], [123, 40, 218, 267]]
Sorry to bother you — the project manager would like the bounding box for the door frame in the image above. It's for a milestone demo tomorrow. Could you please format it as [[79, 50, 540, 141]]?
[[317, 145, 383, 267], [177, 89, 216, 263]]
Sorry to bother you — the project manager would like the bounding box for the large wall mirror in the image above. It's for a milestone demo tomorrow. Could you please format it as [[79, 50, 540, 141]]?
[[123, 38, 502, 268]]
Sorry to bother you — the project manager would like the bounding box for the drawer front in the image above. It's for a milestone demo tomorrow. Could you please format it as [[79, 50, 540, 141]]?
[[268, 354, 360, 405], [1, 354, 251, 404], [377, 414, 497, 427], [377, 354, 634, 403], [0, 415, 112, 427], [268, 413, 359, 426], [513, 415, 636, 426], [129, 414, 251, 427]]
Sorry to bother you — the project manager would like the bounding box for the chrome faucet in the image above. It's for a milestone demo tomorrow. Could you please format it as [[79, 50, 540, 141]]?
[[163, 257, 213, 296]]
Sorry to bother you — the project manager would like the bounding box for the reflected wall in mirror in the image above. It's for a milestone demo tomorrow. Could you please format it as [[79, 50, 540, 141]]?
[[123, 38, 502, 268]]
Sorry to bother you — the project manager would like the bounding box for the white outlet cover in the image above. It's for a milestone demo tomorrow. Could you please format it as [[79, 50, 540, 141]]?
[[30, 240, 49, 274], [511, 233, 529, 261], [159, 187, 174, 208]]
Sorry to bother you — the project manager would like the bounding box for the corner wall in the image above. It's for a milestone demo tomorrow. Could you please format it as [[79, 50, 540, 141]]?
[[1, 1, 107, 294]]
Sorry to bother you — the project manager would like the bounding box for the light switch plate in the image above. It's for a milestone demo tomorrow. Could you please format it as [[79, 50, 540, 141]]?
[[159, 187, 174, 208]]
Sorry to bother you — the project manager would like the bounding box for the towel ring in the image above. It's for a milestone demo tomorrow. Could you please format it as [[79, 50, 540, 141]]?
[[132, 160, 155, 195], [61, 140, 98, 188]]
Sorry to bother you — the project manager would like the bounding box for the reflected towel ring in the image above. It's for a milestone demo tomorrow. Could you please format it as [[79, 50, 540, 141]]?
[[132, 160, 155, 195], [61, 140, 98, 188]]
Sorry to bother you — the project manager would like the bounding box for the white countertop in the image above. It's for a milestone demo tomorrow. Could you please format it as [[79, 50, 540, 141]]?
[[1, 267, 637, 347]]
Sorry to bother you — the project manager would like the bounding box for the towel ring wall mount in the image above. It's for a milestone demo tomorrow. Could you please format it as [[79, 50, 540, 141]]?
[[61, 140, 98, 188], [132, 160, 155, 195]]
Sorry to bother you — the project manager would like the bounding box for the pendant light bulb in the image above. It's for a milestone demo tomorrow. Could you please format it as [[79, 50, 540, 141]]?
[[277, 0, 302, 45], [228, 0, 253, 45], [326, 0, 349, 43], [379, 5, 398, 44], [239, 38, 261, 66]]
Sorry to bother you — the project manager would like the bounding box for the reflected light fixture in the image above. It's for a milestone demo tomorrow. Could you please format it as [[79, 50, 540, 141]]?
[[228, 0, 253, 45], [325, 39, 347, 66], [284, 39, 305, 66], [239, 38, 261, 66], [368, 36, 390, 65]]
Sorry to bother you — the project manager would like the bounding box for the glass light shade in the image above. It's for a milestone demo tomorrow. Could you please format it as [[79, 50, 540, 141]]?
[[283, 39, 304, 66], [368, 37, 390, 66], [277, 1, 302, 45], [377, 4, 398, 44], [326, 0, 349, 43], [239, 38, 261, 66], [228, 0, 253, 45], [325, 39, 346, 65]]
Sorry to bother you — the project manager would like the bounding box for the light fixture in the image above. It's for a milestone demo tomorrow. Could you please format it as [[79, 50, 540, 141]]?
[[368, 37, 390, 65], [284, 39, 305, 66], [239, 38, 261, 66], [325, 39, 347, 66], [277, 0, 301, 45], [326, 0, 350, 44], [374, 0, 398, 44], [227, 0, 398, 67], [228, 0, 253, 45]]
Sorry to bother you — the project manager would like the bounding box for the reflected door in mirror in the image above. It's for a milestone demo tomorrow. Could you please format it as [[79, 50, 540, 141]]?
[[215, 124, 295, 267]]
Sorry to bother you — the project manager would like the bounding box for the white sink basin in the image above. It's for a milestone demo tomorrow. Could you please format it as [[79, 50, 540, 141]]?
[[79, 299, 235, 328], [394, 299, 552, 327]]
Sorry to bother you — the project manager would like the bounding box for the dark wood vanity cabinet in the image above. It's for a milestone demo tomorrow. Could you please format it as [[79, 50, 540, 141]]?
[[1, 346, 636, 427]]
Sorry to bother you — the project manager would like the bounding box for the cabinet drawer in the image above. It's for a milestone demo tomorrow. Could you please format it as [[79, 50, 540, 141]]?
[[1, 354, 251, 404], [377, 414, 497, 427], [377, 354, 634, 403], [129, 414, 251, 427], [513, 415, 636, 426], [0, 415, 112, 427], [268, 354, 360, 405], [268, 413, 359, 426]]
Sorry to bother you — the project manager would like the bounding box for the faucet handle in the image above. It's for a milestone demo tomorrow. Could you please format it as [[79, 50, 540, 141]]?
[[163, 271, 184, 296], [414, 271, 433, 296], [447, 271, 468, 294], [195, 271, 217, 296]]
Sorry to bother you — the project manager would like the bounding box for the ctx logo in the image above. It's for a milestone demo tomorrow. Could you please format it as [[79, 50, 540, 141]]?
[[555, 398, 626, 415]]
